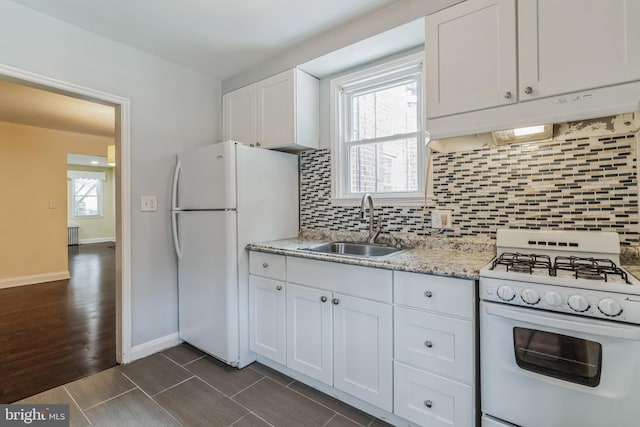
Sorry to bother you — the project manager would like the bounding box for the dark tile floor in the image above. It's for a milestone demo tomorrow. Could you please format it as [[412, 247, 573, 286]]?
[[18, 344, 392, 427]]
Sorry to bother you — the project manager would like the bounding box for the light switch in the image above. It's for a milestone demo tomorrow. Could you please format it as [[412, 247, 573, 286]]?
[[141, 196, 158, 212], [48, 200, 57, 209]]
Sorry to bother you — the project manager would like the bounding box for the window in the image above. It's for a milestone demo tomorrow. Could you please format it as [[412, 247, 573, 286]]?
[[331, 52, 426, 204], [67, 171, 105, 218]]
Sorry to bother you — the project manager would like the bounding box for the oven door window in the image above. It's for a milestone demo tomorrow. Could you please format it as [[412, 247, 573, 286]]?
[[513, 327, 602, 387]]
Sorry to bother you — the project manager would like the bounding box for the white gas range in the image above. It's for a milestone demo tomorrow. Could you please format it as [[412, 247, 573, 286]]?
[[479, 229, 640, 427]]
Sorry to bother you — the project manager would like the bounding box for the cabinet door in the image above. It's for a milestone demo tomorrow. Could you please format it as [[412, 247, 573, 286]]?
[[286, 283, 333, 385], [425, 0, 517, 118], [519, 0, 637, 100], [249, 275, 286, 364], [257, 69, 295, 149], [223, 84, 257, 145], [333, 294, 393, 412]]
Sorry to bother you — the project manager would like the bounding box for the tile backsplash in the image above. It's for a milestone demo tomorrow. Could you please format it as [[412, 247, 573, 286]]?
[[300, 133, 639, 245]]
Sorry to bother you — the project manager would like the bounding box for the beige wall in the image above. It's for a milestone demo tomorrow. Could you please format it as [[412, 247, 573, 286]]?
[[67, 165, 116, 243], [0, 120, 113, 283]]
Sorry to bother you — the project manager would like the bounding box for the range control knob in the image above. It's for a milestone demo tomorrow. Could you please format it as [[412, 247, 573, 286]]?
[[598, 298, 623, 317], [497, 286, 516, 301], [521, 288, 540, 305], [544, 291, 563, 307], [568, 295, 590, 312]]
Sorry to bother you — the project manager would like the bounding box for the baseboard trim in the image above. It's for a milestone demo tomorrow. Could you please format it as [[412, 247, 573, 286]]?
[[129, 333, 182, 362], [78, 237, 116, 244], [0, 271, 71, 289]]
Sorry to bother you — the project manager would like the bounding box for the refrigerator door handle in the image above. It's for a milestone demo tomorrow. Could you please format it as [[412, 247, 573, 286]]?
[[172, 159, 181, 210], [171, 211, 183, 260]]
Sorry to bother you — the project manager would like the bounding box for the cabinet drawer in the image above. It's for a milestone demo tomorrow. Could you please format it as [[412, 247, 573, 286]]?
[[394, 271, 474, 318], [249, 252, 286, 281], [287, 256, 392, 303], [394, 362, 473, 427], [394, 307, 473, 383]]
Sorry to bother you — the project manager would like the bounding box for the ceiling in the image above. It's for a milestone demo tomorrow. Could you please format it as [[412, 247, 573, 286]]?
[[9, 0, 404, 80], [0, 78, 115, 137]]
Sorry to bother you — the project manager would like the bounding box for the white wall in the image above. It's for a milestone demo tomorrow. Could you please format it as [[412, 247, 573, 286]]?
[[222, 0, 460, 93], [0, 0, 222, 346]]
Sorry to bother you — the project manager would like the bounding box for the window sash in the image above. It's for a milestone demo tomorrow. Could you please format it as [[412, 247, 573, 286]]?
[[71, 177, 103, 217], [332, 53, 425, 202]]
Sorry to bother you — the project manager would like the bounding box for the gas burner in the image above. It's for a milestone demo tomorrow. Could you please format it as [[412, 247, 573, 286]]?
[[492, 252, 554, 275], [554, 256, 630, 284]]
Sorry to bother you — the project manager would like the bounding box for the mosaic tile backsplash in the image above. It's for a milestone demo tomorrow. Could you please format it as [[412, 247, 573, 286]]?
[[299, 133, 639, 245]]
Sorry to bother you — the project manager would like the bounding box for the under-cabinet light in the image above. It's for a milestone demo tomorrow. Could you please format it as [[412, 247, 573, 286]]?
[[514, 125, 546, 137]]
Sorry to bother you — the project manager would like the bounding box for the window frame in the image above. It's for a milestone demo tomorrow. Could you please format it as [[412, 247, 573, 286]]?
[[330, 52, 427, 206], [67, 170, 105, 219]]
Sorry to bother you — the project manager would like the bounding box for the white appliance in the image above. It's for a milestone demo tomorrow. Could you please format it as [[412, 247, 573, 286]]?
[[171, 141, 299, 368], [480, 229, 640, 427]]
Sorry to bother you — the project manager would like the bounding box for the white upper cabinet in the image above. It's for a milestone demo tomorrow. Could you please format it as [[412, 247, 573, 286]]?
[[426, 0, 640, 118], [223, 68, 319, 151], [223, 84, 257, 146], [425, 0, 517, 118], [519, 0, 640, 101]]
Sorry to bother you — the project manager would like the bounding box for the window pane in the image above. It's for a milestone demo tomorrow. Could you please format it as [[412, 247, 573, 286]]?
[[74, 178, 100, 216], [351, 81, 417, 141], [349, 138, 418, 193]]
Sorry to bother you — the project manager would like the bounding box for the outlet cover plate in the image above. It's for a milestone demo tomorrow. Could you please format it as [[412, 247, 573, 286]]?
[[141, 196, 158, 212], [432, 209, 452, 229]]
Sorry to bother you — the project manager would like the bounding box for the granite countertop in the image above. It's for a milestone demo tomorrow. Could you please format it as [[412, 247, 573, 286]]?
[[247, 230, 496, 281]]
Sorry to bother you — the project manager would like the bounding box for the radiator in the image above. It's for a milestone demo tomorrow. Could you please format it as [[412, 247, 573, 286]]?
[[68, 226, 79, 246]]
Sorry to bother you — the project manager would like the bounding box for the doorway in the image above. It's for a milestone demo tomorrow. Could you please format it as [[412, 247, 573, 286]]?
[[0, 65, 131, 401]]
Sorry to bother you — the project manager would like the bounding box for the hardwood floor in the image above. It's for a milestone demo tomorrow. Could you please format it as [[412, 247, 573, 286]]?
[[0, 242, 116, 403]]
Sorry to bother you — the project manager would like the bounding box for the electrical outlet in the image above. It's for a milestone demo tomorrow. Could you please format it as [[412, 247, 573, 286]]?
[[141, 196, 158, 212], [432, 209, 452, 229]]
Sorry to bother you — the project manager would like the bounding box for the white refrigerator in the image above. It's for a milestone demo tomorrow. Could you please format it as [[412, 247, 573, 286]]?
[[171, 141, 299, 368]]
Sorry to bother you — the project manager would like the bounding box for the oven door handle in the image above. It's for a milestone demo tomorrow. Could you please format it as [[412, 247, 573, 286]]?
[[484, 302, 640, 340]]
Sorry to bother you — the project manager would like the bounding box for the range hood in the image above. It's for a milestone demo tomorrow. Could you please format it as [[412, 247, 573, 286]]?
[[426, 80, 640, 141]]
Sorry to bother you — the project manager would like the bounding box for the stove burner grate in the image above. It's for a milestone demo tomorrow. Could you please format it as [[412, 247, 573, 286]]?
[[492, 252, 554, 275], [554, 256, 630, 284]]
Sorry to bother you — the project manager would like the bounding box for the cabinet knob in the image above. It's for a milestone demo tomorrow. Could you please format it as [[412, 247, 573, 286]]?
[[424, 291, 433, 298], [503, 91, 512, 99], [262, 263, 269, 268], [321, 296, 328, 303], [332, 298, 340, 305], [424, 340, 433, 348], [256, 142, 261, 147], [276, 285, 282, 291], [424, 400, 433, 408], [523, 86, 533, 95]]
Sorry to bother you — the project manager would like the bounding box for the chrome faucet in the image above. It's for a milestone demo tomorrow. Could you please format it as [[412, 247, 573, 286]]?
[[360, 193, 381, 244]]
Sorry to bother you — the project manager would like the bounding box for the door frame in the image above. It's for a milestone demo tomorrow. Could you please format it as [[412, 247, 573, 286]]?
[[0, 63, 132, 364]]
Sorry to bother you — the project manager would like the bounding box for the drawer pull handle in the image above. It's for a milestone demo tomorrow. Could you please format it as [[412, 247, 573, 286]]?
[[332, 298, 340, 305], [424, 291, 433, 298], [424, 400, 433, 408], [262, 263, 269, 268], [424, 340, 433, 348], [276, 285, 282, 291], [321, 296, 328, 303]]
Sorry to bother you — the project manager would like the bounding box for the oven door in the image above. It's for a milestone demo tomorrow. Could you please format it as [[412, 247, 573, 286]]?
[[481, 301, 640, 427]]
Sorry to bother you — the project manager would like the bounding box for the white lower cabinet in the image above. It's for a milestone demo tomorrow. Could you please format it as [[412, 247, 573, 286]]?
[[248, 275, 286, 365], [248, 251, 476, 426], [333, 293, 393, 412], [394, 362, 473, 427], [285, 283, 333, 384]]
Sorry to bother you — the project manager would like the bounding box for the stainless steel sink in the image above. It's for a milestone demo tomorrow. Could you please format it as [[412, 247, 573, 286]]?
[[303, 242, 403, 258]]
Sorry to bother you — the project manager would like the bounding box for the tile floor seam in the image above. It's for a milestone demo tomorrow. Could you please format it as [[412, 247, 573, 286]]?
[[81, 387, 138, 411], [119, 371, 186, 427], [228, 395, 276, 427], [150, 375, 196, 397], [322, 413, 338, 427], [230, 376, 269, 398], [62, 385, 94, 426], [181, 355, 206, 367], [284, 383, 369, 427], [228, 412, 274, 427], [190, 373, 243, 398]]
